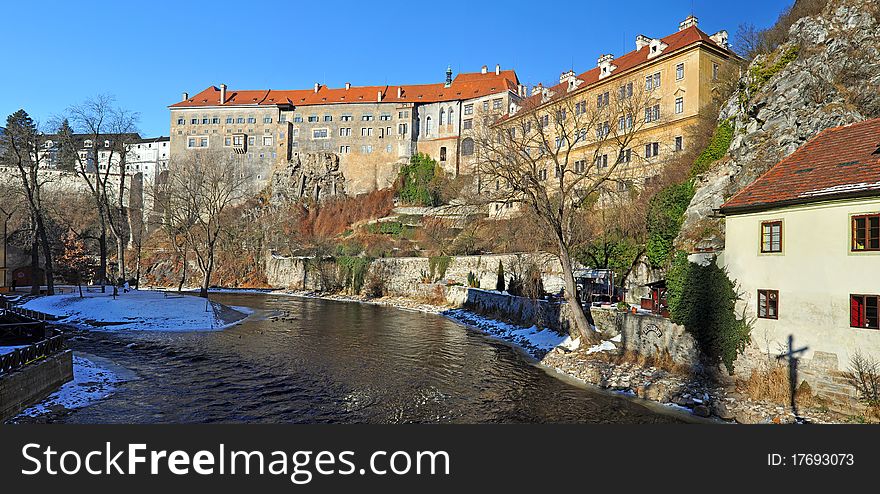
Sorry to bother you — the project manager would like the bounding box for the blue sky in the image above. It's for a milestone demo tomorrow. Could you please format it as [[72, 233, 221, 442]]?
[[1, 0, 792, 137]]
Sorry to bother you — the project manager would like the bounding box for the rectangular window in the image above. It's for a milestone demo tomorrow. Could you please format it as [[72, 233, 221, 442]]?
[[493, 98, 503, 110], [675, 136, 683, 152], [226, 117, 234, 124], [177, 118, 185, 125], [379, 114, 392, 121], [293, 115, 303, 123], [676, 63, 684, 80], [712, 63, 720, 81], [247, 117, 256, 124], [463, 119, 472, 130], [339, 128, 351, 137], [675, 97, 684, 114], [237, 117, 245, 124], [644, 142, 660, 158], [262, 136, 273, 146], [761, 221, 782, 253], [339, 145, 351, 154], [199, 137, 208, 147], [851, 295, 880, 329], [617, 148, 632, 164], [360, 145, 373, 154], [464, 104, 473, 116], [361, 127, 373, 137], [852, 214, 880, 251], [263, 117, 272, 123], [308, 115, 318, 122], [323, 115, 332, 122], [190, 118, 198, 125], [312, 128, 328, 139], [398, 123, 408, 135], [279, 115, 287, 123], [758, 289, 779, 319], [341, 115, 353, 122], [362, 115, 374, 121], [224, 137, 232, 146], [482, 101, 489, 111]]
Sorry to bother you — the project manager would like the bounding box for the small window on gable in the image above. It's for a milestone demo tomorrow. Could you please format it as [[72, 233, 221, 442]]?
[[761, 221, 783, 253], [758, 290, 779, 319]]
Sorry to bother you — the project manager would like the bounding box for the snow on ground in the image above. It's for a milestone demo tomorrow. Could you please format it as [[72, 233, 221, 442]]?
[[0, 345, 28, 355], [586, 340, 617, 354], [443, 309, 579, 357], [19, 355, 121, 417], [21, 290, 248, 331]]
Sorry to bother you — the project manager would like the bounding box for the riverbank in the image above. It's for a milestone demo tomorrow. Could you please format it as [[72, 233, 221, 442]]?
[[20, 290, 251, 331], [272, 289, 853, 424]]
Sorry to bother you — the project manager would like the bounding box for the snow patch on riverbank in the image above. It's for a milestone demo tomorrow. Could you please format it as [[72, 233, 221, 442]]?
[[443, 309, 578, 358], [19, 355, 122, 417], [21, 290, 248, 331], [0, 345, 28, 355]]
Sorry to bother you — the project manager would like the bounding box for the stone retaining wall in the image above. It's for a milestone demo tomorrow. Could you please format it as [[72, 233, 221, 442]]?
[[0, 350, 73, 422], [590, 308, 699, 366]]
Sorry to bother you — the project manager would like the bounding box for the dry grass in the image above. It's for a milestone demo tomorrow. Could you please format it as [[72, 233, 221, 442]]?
[[596, 349, 689, 376], [741, 364, 816, 407]]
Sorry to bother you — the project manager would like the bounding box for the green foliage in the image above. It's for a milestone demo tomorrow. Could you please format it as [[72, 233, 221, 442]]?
[[56, 118, 78, 172], [645, 180, 695, 267], [666, 251, 752, 374], [336, 256, 373, 294], [740, 45, 799, 106], [495, 260, 506, 292], [428, 255, 452, 281], [466, 271, 480, 288], [366, 221, 403, 236], [397, 153, 443, 206], [577, 234, 643, 280], [690, 119, 735, 177]]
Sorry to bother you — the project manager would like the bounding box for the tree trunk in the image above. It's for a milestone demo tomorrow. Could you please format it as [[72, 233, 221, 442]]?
[[199, 263, 212, 298], [115, 231, 126, 282], [29, 237, 40, 295], [98, 229, 107, 293], [36, 220, 55, 296], [558, 238, 596, 344], [177, 250, 187, 292]]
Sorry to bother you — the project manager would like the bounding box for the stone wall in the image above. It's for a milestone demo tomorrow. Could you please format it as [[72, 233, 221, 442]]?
[[265, 252, 566, 295], [0, 350, 73, 422], [590, 308, 699, 366]]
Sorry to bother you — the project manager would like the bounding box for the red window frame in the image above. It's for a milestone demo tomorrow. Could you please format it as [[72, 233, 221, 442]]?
[[761, 221, 782, 253], [852, 214, 880, 251], [850, 294, 879, 330], [758, 289, 779, 319]]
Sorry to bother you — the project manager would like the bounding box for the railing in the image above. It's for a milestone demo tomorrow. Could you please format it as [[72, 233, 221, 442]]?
[[0, 334, 66, 376], [1, 300, 59, 321]]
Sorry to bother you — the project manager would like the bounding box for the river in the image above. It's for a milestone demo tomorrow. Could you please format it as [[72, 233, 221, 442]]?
[[38, 293, 689, 423]]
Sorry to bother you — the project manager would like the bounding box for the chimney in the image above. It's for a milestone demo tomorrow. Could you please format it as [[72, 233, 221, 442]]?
[[597, 54, 614, 67], [345, 82, 351, 90], [559, 70, 576, 84], [481, 65, 488, 74], [397, 87, 403, 98], [679, 15, 698, 31], [182, 91, 189, 101], [495, 64, 501, 75], [377, 91, 383, 102], [314, 83, 320, 93], [635, 34, 652, 51], [219, 84, 227, 104], [518, 84, 526, 98], [531, 83, 543, 96]]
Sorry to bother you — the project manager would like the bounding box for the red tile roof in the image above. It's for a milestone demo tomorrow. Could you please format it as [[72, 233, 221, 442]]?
[[170, 70, 520, 109], [721, 118, 880, 214], [500, 26, 733, 120]]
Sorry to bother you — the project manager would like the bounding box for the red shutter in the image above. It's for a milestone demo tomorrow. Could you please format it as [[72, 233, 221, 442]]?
[[851, 295, 865, 328]]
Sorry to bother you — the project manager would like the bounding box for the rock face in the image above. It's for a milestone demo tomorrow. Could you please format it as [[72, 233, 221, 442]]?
[[678, 0, 880, 250], [270, 152, 347, 205]]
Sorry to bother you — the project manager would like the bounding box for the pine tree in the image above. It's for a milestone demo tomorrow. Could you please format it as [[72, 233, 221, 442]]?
[[495, 260, 505, 292], [56, 118, 77, 171]]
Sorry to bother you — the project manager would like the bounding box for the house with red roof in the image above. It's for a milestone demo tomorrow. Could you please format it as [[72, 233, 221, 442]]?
[[168, 65, 523, 196], [720, 117, 880, 377]]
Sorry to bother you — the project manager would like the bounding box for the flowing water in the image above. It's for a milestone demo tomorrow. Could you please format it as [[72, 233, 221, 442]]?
[[43, 293, 688, 424]]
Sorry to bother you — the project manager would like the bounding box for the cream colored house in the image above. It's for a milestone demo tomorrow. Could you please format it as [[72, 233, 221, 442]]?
[[720, 118, 880, 371]]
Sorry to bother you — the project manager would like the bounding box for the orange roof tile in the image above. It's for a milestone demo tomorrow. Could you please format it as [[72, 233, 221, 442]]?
[[720, 118, 880, 213], [169, 70, 520, 109]]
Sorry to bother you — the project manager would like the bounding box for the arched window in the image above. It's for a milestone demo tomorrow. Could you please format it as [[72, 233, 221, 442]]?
[[448, 107, 454, 126], [439, 108, 446, 126], [425, 116, 433, 136], [461, 137, 474, 156]]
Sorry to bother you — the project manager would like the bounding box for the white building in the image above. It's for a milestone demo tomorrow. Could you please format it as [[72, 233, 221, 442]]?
[[720, 118, 880, 374]]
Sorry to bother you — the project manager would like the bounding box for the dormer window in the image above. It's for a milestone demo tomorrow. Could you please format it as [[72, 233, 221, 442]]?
[[44, 140, 54, 149], [104, 140, 111, 148], [84, 140, 93, 148]]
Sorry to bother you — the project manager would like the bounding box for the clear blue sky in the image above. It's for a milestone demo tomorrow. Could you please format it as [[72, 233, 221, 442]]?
[[1, 0, 792, 137]]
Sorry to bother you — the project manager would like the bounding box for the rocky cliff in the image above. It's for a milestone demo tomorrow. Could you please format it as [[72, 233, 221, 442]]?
[[678, 0, 880, 250], [270, 152, 347, 205]]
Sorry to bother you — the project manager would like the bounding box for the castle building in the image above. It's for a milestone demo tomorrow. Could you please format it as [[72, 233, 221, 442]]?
[[168, 66, 522, 196], [494, 16, 736, 200]]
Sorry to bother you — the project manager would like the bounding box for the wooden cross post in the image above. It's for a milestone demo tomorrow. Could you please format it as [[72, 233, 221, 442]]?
[[777, 335, 808, 420]]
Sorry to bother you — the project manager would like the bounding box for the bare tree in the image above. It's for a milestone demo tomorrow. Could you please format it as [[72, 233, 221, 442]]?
[[57, 95, 139, 290], [470, 79, 661, 342], [1, 110, 56, 295], [156, 151, 248, 297]]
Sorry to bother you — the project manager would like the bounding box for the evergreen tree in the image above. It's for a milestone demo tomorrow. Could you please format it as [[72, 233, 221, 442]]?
[[56, 118, 77, 171], [495, 260, 505, 292]]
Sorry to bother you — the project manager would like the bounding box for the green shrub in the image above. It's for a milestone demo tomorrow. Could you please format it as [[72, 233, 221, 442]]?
[[645, 181, 695, 267], [691, 119, 734, 177], [428, 255, 452, 281], [397, 153, 443, 206], [336, 256, 373, 294], [495, 260, 506, 292], [666, 251, 752, 374], [466, 271, 480, 288]]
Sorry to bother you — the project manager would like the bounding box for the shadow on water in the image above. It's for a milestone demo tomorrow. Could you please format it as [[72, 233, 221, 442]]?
[[40, 293, 691, 424]]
